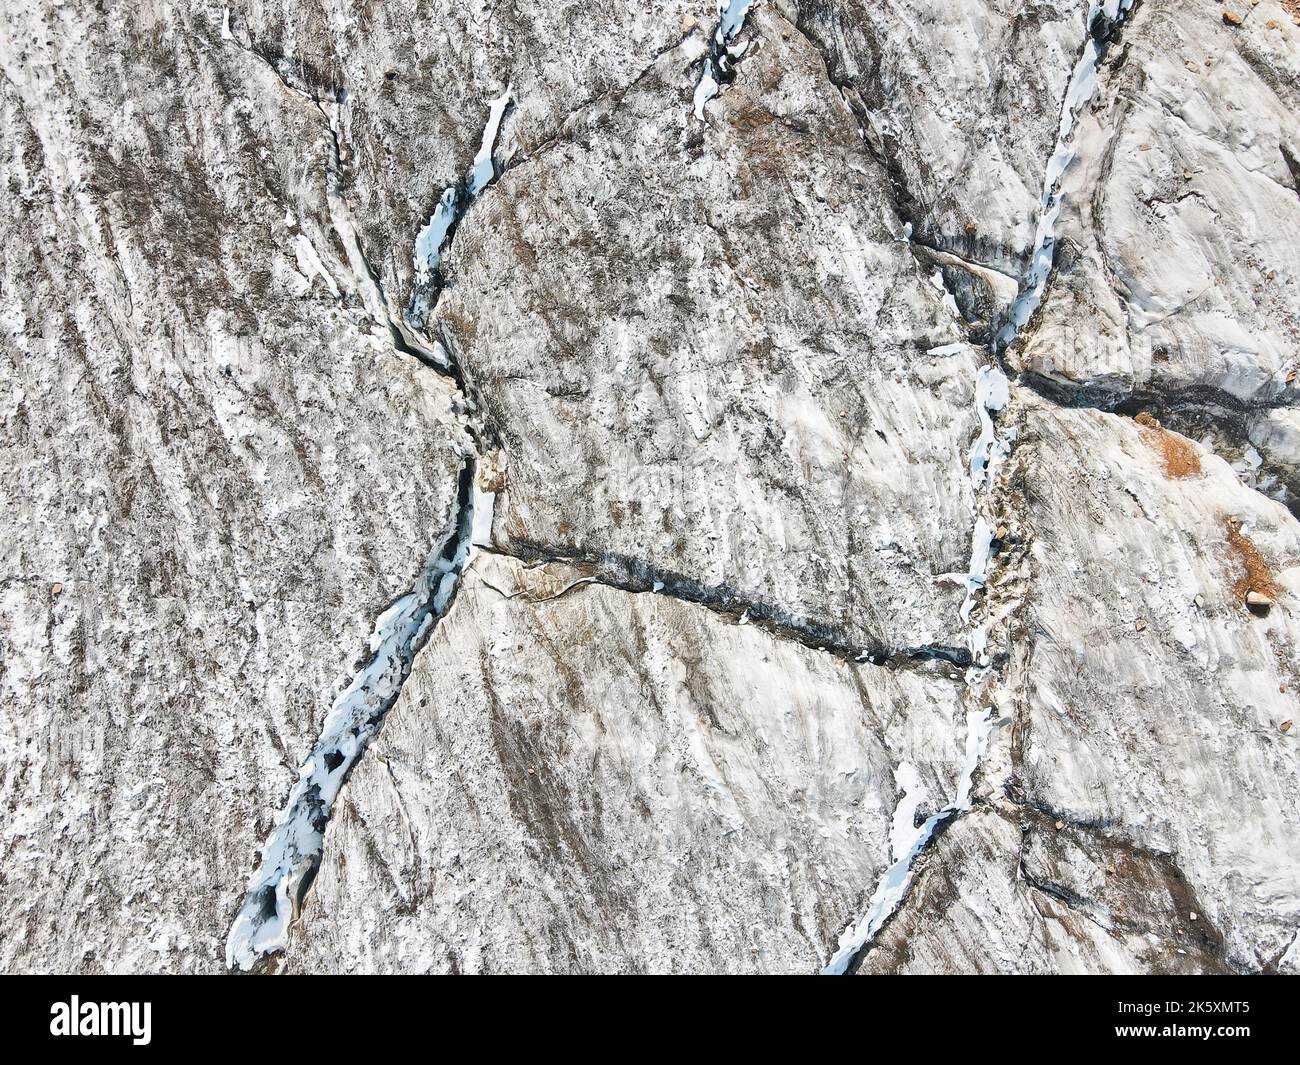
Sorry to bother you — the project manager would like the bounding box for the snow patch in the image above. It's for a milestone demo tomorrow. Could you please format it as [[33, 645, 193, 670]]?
[[471, 486, 495, 548], [467, 86, 512, 197], [969, 364, 1011, 486]]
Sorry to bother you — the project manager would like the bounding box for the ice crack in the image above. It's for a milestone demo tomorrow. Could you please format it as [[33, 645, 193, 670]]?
[[225, 462, 477, 971], [410, 86, 512, 328], [692, 0, 755, 120]]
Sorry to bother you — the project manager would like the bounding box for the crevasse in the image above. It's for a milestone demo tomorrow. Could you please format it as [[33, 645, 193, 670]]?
[[225, 463, 477, 971], [823, 0, 1134, 975], [409, 85, 512, 326], [226, 81, 516, 971], [692, 0, 754, 119], [822, 709, 995, 975]]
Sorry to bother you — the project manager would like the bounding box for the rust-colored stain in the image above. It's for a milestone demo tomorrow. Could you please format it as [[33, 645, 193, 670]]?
[[1135, 412, 1201, 479], [1226, 516, 1278, 605]]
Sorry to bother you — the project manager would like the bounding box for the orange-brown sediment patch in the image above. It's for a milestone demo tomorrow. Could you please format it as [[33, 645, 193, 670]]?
[[1226, 517, 1278, 605], [1135, 412, 1202, 479]]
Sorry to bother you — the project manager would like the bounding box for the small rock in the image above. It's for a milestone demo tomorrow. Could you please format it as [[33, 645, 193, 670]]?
[[1281, 720, 1294, 733], [964, 222, 978, 237], [1139, 142, 1152, 151], [1183, 169, 1195, 180], [1287, 369, 1297, 384], [1054, 820, 1066, 831], [1190, 912, 1198, 921], [995, 525, 1008, 539], [1222, 10, 1244, 25], [1184, 59, 1200, 72], [1245, 590, 1273, 609], [51, 582, 63, 596], [1135, 619, 1147, 631]]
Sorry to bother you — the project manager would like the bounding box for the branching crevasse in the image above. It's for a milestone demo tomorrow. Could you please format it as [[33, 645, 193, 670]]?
[[218, 12, 501, 971], [212, 17, 454, 377], [316, 94, 456, 376], [822, 0, 1139, 976]]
